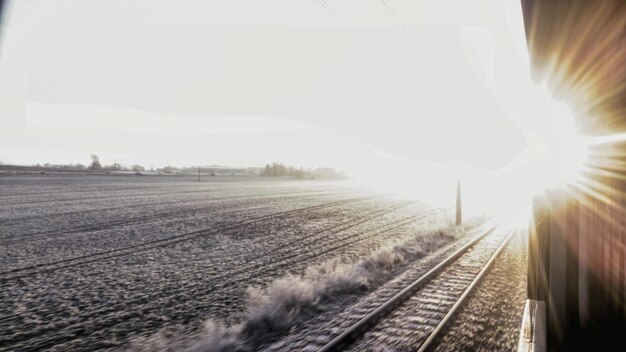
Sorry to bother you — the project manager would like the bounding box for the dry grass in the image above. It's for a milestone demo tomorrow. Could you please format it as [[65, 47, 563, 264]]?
[[131, 219, 483, 352]]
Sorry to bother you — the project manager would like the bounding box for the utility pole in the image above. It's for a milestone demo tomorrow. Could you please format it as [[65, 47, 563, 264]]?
[[456, 179, 462, 225]]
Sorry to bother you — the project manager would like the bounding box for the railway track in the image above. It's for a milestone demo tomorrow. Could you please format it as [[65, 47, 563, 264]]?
[[0, 204, 448, 351], [271, 224, 515, 352]]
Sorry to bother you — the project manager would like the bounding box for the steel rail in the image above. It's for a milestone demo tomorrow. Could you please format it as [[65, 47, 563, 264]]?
[[317, 223, 498, 352], [416, 229, 517, 352]]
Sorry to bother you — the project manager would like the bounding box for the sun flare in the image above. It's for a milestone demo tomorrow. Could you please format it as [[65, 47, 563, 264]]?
[[525, 83, 591, 190]]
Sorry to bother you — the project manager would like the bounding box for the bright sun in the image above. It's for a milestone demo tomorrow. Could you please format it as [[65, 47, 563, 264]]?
[[459, 82, 594, 221], [526, 83, 591, 190]]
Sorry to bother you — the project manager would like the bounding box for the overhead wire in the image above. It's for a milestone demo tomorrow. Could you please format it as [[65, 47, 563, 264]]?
[[315, 0, 332, 11], [379, 0, 401, 23]]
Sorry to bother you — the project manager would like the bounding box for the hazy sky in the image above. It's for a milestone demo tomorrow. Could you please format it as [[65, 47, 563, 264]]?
[[0, 0, 532, 176]]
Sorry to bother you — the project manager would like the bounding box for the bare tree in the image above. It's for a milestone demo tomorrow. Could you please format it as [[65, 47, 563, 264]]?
[[89, 154, 102, 170], [131, 165, 145, 172]]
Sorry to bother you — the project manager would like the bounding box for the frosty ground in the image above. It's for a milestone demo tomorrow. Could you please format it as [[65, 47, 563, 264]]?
[[0, 175, 474, 351]]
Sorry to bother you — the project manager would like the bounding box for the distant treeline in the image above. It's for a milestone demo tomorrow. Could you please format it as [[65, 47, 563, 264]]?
[[0, 155, 346, 179], [261, 162, 347, 180], [85, 154, 146, 172], [1, 161, 149, 173]]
